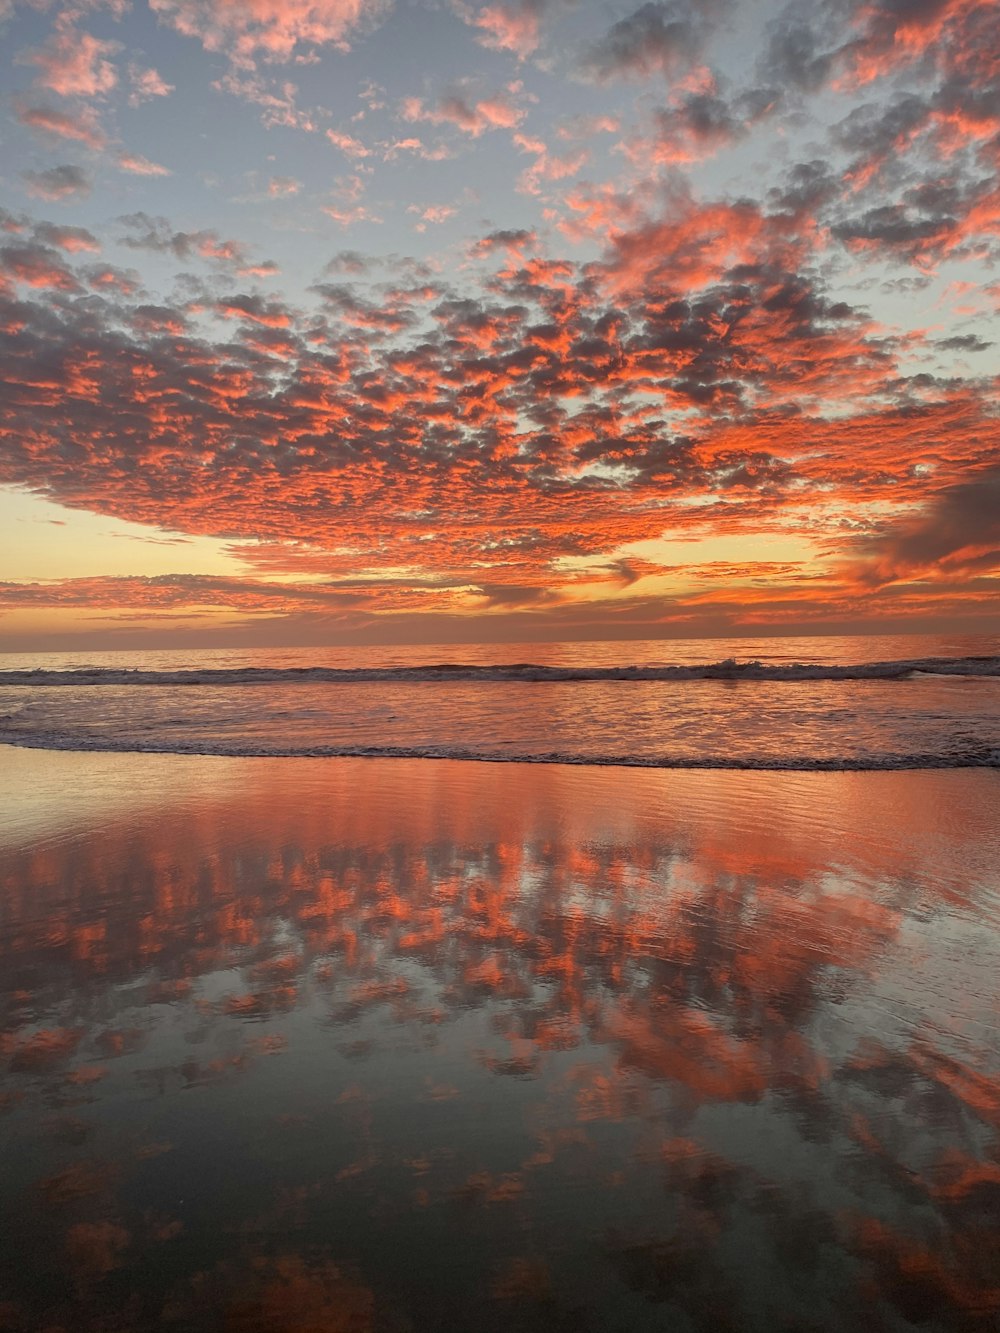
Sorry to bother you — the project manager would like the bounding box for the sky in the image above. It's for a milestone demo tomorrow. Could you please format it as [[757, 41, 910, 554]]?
[[1, 0, 998, 651]]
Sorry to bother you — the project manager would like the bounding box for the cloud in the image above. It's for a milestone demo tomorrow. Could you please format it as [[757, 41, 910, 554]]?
[[853, 465, 1000, 586], [759, 8, 837, 93], [212, 72, 320, 131], [830, 169, 1000, 269], [617, 78, 779, 166], [408, 203, 458, 230], [148, 0, 391, 68], [22, 164, 92, 201], [268, 176, 303, 196], [459, 0, 565, 59], [326, 128, 371, 158], [401, 87, 527, 137], [763, 0, 1000, 112], [579, 0, 726, 82], [20, 26, 120, 97], [117, 152, 171, 176], [32, 222, 100, 253], [83, 263, 141, 294], [16, 102, 108, 150], [118, 213, 276, 273], [320, 172, 382, 227], [216, 294, 293, 327], [382, 136, 453, 162], [0, 241, 83, 290], [127, 63, 175, 105], [935, 334, 992, 353], [470, 228, 538, 262], [513, 133, 587, 194], [0, 173, 995, 634]]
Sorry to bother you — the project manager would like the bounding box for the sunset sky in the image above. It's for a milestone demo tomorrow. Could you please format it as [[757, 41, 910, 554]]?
[[1, 0, 998, 649]]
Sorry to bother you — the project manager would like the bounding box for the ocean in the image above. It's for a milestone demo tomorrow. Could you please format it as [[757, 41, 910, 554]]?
[[2, 631, 999, 768]]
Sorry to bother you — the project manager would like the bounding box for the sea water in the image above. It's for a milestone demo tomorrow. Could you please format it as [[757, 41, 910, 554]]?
[[2, 632, 998, 768]]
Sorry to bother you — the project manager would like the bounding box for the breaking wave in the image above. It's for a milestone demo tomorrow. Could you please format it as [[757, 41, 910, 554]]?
[[2, 655, 999, 687]]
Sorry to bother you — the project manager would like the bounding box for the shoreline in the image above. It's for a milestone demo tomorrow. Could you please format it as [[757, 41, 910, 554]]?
[[3, 738, 999, 771]]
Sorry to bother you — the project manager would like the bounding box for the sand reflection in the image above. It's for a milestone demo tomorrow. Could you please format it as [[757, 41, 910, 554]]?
[[1, 750, 998, 1330]]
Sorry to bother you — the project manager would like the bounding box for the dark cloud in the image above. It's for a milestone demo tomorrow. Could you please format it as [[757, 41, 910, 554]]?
[[30, 222, 100, 253], [118, 213, 276, 274], [767, 160, 841, 218], [216, 294, 293, 328], [833, 93, 931, 189], [21, 164, 91, 202], [759, 10, 837, 92], [833, 203, 952, 248], [935, 334, 992, 353], [0, 242, 82, 291], [621, 82, 783, 167], [471, 229, 538, 260], [322, 250, 373, 275], [311, 282, 419, 333], [857, 465, 1000, 585], [578, 0, 727, 82]]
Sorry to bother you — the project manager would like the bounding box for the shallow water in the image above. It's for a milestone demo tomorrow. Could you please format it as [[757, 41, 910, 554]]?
[[1, 748, 998, 1330]]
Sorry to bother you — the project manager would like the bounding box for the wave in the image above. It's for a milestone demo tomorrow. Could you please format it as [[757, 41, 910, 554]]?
[[1, 731, 998, 770], [2, 655, 999, 687]]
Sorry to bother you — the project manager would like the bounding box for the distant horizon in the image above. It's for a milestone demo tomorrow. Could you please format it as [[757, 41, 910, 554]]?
[[3, 618, 999, 659]]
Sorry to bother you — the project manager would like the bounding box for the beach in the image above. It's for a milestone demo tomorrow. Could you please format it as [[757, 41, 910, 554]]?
[[1, 745, 998, 1330]]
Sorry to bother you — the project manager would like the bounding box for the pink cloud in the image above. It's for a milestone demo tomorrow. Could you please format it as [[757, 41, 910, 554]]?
[[322, 203, 382, 227], [148, 0, 390, 68], [402, 88, 527, 137], [464, 1, 542, 58], [382, 136, 453, 161], [21, 26, 120, 97], [327, 128, 371, 158], [513, 133, 587, 195], [127, 64, 175, 105], [16, 101, 107, 150], [213, 72, 319, 131], [598, 194, 811, 295], [322, 174, 382, 225], [239, 260, 281, 277], [555, 114, 620, 141], [407, 203, 458, 231], [117, 152, 172, 176]]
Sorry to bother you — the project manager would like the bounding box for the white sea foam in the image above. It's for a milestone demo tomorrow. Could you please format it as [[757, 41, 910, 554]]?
[[1, 730, 998, 770]]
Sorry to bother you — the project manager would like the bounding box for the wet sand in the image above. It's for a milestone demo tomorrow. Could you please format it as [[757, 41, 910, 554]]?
[[1, 746, 998, 1331]]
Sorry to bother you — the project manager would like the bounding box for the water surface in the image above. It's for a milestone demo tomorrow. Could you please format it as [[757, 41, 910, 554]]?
[[2, 634, 999, 768], [1, 748, 998, 1330]]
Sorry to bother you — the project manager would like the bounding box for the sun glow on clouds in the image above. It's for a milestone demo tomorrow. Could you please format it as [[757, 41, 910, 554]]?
[[1, 0, 999, 647], [0, 490, 244, 583]]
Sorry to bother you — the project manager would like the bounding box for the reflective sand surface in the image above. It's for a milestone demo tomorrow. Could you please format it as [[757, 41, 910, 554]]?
[[1, 748, 998, 1331]]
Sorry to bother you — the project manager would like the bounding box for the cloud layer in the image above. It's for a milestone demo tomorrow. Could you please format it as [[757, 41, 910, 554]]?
[[1, 0, 998, 643]]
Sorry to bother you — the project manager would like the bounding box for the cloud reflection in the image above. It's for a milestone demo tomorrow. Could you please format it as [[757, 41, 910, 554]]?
[[0, 752, 998, 1328]]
